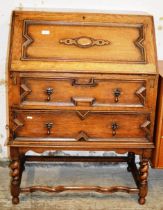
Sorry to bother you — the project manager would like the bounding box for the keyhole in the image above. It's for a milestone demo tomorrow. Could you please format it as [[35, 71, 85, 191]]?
[[82, 16, 86, 20]]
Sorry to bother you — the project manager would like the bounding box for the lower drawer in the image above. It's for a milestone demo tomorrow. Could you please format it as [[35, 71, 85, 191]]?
[[11, 110, 151, 142]]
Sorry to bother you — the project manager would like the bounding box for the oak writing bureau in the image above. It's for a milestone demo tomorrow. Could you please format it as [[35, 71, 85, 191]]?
[[8, 11, 158, 204]]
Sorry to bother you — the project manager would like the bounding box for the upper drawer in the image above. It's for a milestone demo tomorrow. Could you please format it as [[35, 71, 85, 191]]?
[[10, 11, 157, 73], [9, 73, 157, 111]]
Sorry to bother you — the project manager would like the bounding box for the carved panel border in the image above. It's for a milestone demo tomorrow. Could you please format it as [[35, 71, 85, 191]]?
[[21, 20, 146, 63]]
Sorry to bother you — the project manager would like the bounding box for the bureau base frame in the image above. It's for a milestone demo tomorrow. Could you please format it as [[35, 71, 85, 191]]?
[[9, 151, 149, 205]]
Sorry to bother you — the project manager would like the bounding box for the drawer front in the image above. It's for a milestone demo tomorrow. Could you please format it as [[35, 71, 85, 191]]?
[[18, 75, 147, 109], [21, 20, 145, 63], [11, 110, 151, 142]]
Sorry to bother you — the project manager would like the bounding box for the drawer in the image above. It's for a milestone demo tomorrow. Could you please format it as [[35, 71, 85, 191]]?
[[13, 74, 150, 109], [11, 110, 151, 142]]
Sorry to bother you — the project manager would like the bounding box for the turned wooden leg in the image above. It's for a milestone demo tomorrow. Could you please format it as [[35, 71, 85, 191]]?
[[127, 152, 135, 172], [138, 159, 149, 205], [9, 160, 21, 204]]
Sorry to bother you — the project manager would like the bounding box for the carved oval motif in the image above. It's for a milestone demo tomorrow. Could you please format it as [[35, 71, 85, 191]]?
[[59, 36, 110, 48], [77, 37, 92, 47]]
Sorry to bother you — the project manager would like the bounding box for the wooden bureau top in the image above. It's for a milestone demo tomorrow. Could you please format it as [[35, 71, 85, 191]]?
[[9, 11, 158, 74], [158, 61, 163, 77]]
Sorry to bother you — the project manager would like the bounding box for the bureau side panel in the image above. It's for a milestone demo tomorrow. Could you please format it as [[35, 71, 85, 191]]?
[[152, 75, 163, 168]]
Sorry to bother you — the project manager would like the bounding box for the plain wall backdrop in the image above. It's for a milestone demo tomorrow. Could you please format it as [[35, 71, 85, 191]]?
[[0, 0, 163, 159]]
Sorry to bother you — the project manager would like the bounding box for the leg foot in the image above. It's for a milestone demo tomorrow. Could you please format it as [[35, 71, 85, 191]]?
[[12, 197, 19, 204], [138, 197, 146, 205]]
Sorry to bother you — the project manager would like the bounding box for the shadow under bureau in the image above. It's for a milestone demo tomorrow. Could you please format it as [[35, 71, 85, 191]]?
[[8, 10, 158, 205]]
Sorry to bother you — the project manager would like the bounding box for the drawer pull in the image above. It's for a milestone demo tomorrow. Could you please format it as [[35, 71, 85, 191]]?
[[45, 88, 53, 101], [71, 97, 95, 106], [113, 89, 121, 103], [45, 122, 53, 135], [72, 78, 97, 87], [59, 36, 110, 48], [112, 122, 118, 136]]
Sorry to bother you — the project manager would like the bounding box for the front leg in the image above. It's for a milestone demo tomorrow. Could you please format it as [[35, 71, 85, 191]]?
[[9, 160, 21, 204], [138, 158, 149, 205]]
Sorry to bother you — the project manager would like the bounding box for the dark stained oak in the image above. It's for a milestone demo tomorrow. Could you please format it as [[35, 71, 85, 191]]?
[[8, 11, 158, 205]]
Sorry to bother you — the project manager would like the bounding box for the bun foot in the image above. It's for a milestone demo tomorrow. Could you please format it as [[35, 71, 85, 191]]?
[[138, 197, 146, 205], [12, 197, 19, 204]]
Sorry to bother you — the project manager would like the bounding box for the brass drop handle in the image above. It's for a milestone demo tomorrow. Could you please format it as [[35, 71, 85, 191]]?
[[45, 88, 53, 101], [45, 122, 53, 135], [113, 88, 121, 103], [112, 122, 118, 136]]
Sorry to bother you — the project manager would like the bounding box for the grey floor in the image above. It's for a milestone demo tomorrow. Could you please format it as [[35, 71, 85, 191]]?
[[1, 161, 163, 210]]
